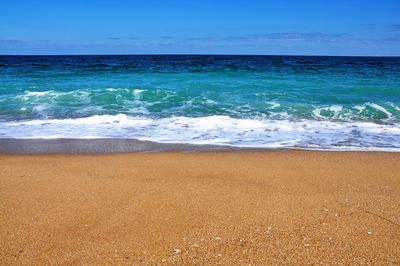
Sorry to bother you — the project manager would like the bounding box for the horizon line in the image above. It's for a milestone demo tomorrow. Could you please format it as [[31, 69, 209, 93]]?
[[1, 53, 400, 58]]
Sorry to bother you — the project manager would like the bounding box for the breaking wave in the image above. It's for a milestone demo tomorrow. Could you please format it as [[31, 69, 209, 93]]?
[[1, 114, 400, 151]]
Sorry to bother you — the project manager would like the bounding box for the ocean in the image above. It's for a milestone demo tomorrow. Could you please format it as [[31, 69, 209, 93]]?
[[0, 55, 399, 151]]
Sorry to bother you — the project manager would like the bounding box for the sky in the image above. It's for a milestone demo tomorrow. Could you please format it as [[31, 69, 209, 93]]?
[[1, 0, 400, 56]]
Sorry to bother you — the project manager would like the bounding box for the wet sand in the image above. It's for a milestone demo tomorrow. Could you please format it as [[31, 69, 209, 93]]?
[[1, 151, 399, 264]]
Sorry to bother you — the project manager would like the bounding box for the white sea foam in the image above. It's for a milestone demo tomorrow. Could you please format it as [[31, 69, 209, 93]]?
[[366, 103, 392, 117], [24, 91, 54, 97], [132, 89, 146, 95], [18, 90, 56, 100], [33, 104, 48, 113], [353, 103, 394, 118], [105, 88, 124, 92], [1, 114, 400, 151], [312, 103, 399, 122], [267, 101, 281, 109], [353, 104, 365, 112], [205, 99, 218, 104], [313, 105, 343, 119]]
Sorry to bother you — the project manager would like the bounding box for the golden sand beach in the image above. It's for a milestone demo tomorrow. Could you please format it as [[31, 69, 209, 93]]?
[[1, 151, 399, 264]]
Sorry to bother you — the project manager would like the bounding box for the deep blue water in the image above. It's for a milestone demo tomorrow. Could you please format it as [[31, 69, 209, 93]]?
[[1, 55, 399, 150]]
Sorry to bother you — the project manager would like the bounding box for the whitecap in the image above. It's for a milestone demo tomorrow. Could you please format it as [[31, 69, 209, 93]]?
[[267, 101, 281, 109], [366, 103, 392, 118], [312, 105, 343, 119]]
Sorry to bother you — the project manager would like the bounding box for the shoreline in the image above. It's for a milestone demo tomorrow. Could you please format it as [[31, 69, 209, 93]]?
[[1, 150, 400, 264], [0, 138, 258, 154], [0, 138, 399, 154]]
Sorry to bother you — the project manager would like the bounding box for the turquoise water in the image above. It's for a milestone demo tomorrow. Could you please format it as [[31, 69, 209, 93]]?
[[1, 55, 400, 150]]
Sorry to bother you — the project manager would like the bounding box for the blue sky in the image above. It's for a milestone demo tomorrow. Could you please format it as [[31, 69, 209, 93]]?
[[1, 0, 400, 55]]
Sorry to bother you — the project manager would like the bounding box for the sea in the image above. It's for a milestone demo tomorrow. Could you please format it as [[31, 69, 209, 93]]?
[[0, 55, 399, 151]]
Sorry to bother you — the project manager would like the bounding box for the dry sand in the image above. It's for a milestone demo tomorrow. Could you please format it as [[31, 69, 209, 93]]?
[[0, 151, 399, 264]]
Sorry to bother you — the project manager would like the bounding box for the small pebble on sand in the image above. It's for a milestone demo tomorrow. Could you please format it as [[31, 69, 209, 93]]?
[[174, 248, 181, 253]]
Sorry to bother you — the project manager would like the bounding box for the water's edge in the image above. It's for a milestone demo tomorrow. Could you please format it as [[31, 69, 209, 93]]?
[[1, 138, 399, 154], [0, 138, 259, 154]]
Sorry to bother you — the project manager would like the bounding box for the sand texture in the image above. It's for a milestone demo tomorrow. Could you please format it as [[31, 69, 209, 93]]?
[[1, 151, 399, 264]]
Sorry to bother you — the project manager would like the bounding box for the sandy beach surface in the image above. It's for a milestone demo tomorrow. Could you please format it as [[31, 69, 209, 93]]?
[[1, 150, 399, 265]]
